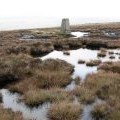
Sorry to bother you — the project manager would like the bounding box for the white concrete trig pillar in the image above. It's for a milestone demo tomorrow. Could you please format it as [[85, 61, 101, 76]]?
[[61, 18, 71, 35]]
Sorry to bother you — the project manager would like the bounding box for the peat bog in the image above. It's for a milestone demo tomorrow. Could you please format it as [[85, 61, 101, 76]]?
[[0, 22, 120, 120]]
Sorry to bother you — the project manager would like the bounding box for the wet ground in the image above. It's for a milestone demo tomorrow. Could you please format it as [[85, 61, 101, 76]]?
[[71, 32, 88, 38], [0, 30, 120, 120], [20, 31, 88, 40], [0, 47, 119, 120], [42, 48, 120, 91], [0, 89, 50, 120]]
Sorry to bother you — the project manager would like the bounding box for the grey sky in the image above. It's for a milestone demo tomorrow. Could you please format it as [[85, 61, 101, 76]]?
[[0, 0, 120, 18]]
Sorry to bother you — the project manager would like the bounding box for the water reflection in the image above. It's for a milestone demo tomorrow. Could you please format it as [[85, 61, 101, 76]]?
[[42, 48, 120, 80], [42, 48, 98, 80], [41, 48, 120, 91], [81, 98, 105, 120], [65, 81, 76, 91], [71, 32, 88, 38], [0, 89, 50, 120]]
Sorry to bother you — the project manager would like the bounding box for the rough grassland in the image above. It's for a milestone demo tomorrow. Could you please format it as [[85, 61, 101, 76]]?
[[0, 105, 23, 120], [48, 101, 82, 120], [0, 22, 120, 120], [73, 70, 120, 120]]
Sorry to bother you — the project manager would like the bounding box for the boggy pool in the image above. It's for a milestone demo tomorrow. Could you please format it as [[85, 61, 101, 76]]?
[[42, 48, 120, 91], [0, 48, 120, 120]]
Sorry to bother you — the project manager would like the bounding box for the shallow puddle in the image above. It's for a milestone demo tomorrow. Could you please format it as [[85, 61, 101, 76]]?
[[21, 34, 35, 39], [103, 30, 120, 38], [71, 32, 88, 38], [81, 98, 105, 120], [42, 48, 98, 80], [42, 48, 120, 79], [41, 48, 120, 90], [20, 31, 88, 41], [0, 90, 105, 120], [0, 89, 50, 120]]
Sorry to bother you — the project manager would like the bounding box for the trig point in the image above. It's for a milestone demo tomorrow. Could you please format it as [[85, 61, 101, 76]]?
[[61, 18, 71, 35]]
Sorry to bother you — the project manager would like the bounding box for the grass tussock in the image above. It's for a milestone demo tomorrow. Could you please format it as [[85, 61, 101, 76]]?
[[73, 86, 96, 104], [7, 56, 74, 107], [0, 106, 23, 120], [108, 110, 120, 120], [48, 101, 82, 120], [30, 42, 54, 57], [0, 54, 34, 87], [74, 76, 81, 85], [86, 60, 102, 66], [23, 88, 72, 106], [6, 42, 54, 57], [63, 51, 70, 55], [84, 71, 120, 93], [100, 48, 107, 53], [91, 103, 110, 120], [78, 59, 85, 64], [108, 51, 114, 55], [99, 61, 120, 73], [0, 54, 33, 78], [109, 55, 115, 59], [73, 71, 120, 119], [85, 72, 120, 100], [0, 54, 73, 90], [53, 38, 83, 50], [9, 70, 73, 93], [97, 48, 107, 57], [33, 70, 72, 88], [97, 52, 106, 57]]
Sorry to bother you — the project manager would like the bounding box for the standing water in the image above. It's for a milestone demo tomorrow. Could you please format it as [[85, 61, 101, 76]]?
[[0, 89, 50, 120], [41, 48, 120, 90], [0, 48, 119, 120], [71, 32, 88, 38]]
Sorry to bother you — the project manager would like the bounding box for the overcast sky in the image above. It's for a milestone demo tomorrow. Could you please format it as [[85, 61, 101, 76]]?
[[0, 0, 120, 30], [0, 0, 120, 18]]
